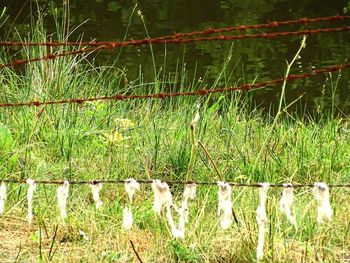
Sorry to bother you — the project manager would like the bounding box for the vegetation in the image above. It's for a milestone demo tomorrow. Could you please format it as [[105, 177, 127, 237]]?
[[0, 7, 349, 263]]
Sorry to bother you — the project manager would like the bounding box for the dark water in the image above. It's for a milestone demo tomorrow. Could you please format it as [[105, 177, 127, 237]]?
[[2, 0, 350, 113]]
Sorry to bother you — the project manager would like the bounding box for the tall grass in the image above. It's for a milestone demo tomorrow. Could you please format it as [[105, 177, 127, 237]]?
[[0, 8, 349, 263]]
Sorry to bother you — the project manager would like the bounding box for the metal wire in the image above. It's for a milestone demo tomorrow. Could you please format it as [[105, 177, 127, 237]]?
[[1, 15, 349, 47], [0, 61, 349, 108], [0, 26, 349, 69], [0, 178, 349, 188]]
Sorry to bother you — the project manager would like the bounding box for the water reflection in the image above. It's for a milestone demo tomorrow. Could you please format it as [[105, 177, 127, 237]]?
[[1, 0, 350, 113]]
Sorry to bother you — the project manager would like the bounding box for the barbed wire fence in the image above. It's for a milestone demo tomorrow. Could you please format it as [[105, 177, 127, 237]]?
[[1, 14, 350, 262], [0, 14, 349, 186], [0, 62, 349, 108], [1, 178, 350, 187], [1, 26, 349, 69]]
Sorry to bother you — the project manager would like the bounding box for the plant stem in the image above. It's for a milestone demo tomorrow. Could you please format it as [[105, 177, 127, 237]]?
[[186, 122, 197, 181], [197, 140, 223, 181], [251, 36, 307, 176]]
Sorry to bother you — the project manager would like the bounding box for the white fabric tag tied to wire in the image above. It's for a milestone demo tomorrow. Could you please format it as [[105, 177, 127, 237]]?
[[181, 183, 197, 223], [26, 179, 36, 225], [122, 178, 140, 230], [256, 183, 269, 261], [313, 182, 332, 223], [0, 182, 6, 215], [151, 179, 173, 214], [152, 181, 197, 239], [125, 178, 140, 203], [166, 204, 185, 239], [57, 181, 70, 219], [123, 206, 133, 230], [183, 183, 197, 200], [280, 183, 297, 227], [217, 181, 233, 230], [151, 180, 181, 237], [165, 184, 197, 239], [89, 182, 103, 209]]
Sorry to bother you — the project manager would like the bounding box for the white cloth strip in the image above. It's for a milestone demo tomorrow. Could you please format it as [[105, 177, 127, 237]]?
[[122, 206, 133, 230], [57, 181, 70, 219], [183, 183, 197, 201], [125, 178, 140, 203], [217, 181, 233, 230], [256, 183, 269, 261], [313, 182, 332, 223], [151, 180, 184, 238], [151, 180, 172, 214], [280, 184, 297, 227], [89, 183, 103, 209], [26, 179, 36, 225], [0, 182, 6, 214], [165, 204, 184, 239], [182, 183, 197, 223]]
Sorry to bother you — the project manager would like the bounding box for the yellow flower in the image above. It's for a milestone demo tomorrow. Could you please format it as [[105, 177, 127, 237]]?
[[101, 131, 130, 145], [114, 118, 135, 129]]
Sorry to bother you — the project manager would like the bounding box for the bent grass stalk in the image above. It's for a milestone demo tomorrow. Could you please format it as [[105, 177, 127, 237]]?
[[251, 35, 307, 176]]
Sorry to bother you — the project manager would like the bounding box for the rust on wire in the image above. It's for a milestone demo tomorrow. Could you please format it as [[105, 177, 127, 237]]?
[[0, 178, 349, 188], [0, 27, 350, 69], [0, 46, 105, 68], [0, 62, 349, 108], [0, 15, 349, 47]]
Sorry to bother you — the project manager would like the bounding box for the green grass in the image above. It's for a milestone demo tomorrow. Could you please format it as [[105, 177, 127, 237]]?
[[0, 10, 350, 263]]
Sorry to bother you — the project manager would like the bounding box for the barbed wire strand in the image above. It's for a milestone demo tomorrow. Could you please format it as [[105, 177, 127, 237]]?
[[0, 61, 349, 108], [1, 15, 349, 47], [0, 178, 349, 188], [0, 46, 103, 68], [1, 26, 350, 69]]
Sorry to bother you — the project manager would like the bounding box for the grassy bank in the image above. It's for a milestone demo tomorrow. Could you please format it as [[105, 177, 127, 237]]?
[[0, 13, 350, 263]]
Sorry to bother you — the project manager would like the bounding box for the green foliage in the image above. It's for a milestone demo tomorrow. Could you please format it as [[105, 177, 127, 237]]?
[[0, 4, 349, 262], [0, 123, 13, 154], [168, 240, 199, 262], [0, 7, 5, 19]]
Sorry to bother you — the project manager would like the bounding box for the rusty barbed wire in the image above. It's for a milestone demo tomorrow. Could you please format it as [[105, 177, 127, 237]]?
[[0, 178, 349, 188], [1, 15, 349, 47], [0, 61, 349, 108], [0, 46, 103, 68], [0, 26, 349, 69]]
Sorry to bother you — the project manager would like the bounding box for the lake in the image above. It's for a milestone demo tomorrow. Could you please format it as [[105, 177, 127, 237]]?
[[2, 0, 350, 114]]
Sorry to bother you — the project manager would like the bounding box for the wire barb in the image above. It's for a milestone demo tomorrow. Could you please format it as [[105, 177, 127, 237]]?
[[0, 178, 349, 188], [1, 15, 349, 47], [0, 26, 349, 69], [0, 62, 349, 108]]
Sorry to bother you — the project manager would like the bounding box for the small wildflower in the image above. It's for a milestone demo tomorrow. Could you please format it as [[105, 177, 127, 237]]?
[[114, 118, 135, 129], [191, 104, 200, 125], [102, 131, 125, 145], [137, 10, 144, 20]]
